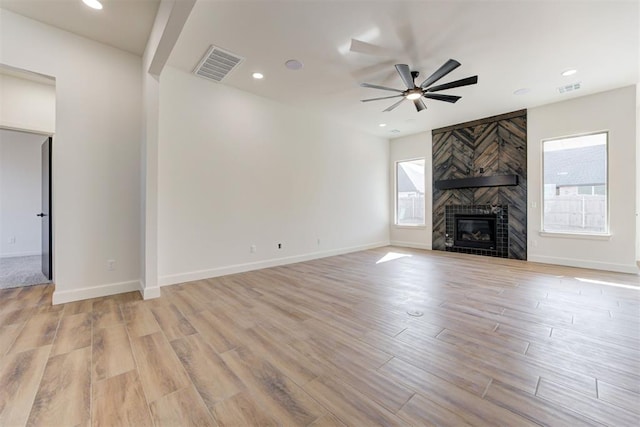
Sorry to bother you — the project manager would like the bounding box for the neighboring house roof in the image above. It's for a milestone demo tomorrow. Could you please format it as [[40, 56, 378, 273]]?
[[544, 144, 606, 187], [398, 162, 425, 193]]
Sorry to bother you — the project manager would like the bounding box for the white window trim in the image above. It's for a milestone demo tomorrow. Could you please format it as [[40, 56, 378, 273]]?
[[539, 231, 612, 241], [394, 157, 426, 227], [540, 130, 609, 236], [394, 225, 427, 230]]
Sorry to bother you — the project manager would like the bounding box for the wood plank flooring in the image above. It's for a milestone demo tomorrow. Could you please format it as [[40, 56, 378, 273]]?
[[1, 247, 639, 426]]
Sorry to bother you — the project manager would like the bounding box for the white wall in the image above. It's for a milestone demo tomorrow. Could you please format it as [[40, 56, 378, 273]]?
[[0, 73, 55, 134], [0, 129, 46, 257], [157, 67, 389, 285], [0, 10, 143, 303], [389, 132, 432, 249], [528, 85, 637, 273]]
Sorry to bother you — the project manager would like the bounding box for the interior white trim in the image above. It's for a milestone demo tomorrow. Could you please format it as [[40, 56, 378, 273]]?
[[52, 279, 141, 305], [0, 124, 53, 136], [528, 255, 638, 275], [389, 241, 432, 250], [159, 241, 390, 287], [0, 251, 41, 258], [140, 283, 161, 300], [538, 231, 612, 241]]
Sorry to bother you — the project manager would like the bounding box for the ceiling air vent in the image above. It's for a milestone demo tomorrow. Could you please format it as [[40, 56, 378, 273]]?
[[194, 45, 244, 82], [557, 82, 581, 94]]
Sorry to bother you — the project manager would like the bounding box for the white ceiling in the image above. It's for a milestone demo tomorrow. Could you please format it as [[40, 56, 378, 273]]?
[[0, 0, 159, 55], [2, 1, 638, 139]]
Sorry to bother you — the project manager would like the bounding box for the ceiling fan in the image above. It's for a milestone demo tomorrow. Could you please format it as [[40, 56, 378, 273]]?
[[360, 59, 478, 112]]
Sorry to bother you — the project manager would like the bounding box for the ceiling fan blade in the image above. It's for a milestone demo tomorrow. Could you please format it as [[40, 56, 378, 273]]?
[[422, 93, 461, 103], [350, 60, 397, 80], [419, 59, 461, 89], [383, 98, 407, 112], [349, 39, 396, 57], [413, 98, 427, 112], [395, 64, 415, 89], [361, 94, 404, 103], [360, 82, 404, 93], [426, 75, 478, 92]]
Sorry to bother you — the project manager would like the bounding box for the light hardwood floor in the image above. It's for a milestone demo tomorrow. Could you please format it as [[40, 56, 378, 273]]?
[[1, 247, 639, 426]]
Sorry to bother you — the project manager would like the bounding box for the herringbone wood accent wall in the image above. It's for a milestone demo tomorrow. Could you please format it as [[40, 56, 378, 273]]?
[[432, 111, 527, 260]]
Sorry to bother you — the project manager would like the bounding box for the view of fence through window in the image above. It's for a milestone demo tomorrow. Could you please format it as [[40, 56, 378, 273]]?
[[543, 132, 607, 233], [396, 158, 425, 225]]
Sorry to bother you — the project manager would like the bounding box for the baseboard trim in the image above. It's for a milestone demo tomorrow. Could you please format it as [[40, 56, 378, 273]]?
[[0, 251, 41, 259], [159, 241, 390, 287], [528, 255, 639, 275], [389, 241, 432, 250], [140, 284, 161, 300], [52, 280, 141, 305]]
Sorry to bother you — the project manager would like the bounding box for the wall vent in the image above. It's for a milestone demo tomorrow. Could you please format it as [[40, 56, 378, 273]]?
[[557, 82, 581, 94], [194, 45, 244, 82]]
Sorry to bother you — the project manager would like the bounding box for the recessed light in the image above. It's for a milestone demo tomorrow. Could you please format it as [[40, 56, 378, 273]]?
[[379, 123, 387, 127], [82, 0, 103, 10], [513, 88, 531, 95], [252, 72, 264, 79], [561, 69, 577, 77], [285, 59, 303, 70]]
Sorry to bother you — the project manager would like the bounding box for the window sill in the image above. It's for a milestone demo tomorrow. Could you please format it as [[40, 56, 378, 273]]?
[[394, 225, 427, 230], [539, 231, 612, 241]]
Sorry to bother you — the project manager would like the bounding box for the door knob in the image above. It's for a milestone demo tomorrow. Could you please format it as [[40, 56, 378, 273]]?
[[37, 213, 47, 217]]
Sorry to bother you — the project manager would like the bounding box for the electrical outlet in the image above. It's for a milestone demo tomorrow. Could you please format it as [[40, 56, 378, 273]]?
[[7, 236, 16, 244], [316, 238, 321, 246], [277, 243, 282, 249], [107, 259, 116, 271], [250, 245, 256, 253]]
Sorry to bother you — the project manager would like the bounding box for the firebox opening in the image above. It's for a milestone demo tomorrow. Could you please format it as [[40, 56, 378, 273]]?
[[454, 214, 497, 249]]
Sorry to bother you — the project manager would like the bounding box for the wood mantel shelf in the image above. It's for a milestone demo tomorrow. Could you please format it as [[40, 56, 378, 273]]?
[[435, 174, 519, 190]]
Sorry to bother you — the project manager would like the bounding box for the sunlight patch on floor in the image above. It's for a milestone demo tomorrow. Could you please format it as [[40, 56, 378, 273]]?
[[575, 277, 640, 290], [376, 252, 412, 264]]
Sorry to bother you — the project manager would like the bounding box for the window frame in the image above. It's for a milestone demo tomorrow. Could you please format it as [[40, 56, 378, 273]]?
[[540, 130, 610, 237], [394, 157, 426, 228]]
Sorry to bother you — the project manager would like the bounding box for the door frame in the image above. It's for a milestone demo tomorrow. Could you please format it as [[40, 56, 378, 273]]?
[[41, 136, 53, 280], [0, 126, 55, 283]]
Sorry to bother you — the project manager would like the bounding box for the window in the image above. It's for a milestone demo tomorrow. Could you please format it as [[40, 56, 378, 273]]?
[[396, 158, 425, 226], [542, 132, 608, 234]]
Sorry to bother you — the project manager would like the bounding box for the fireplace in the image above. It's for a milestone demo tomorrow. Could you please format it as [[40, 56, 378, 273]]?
[[454, 214, 497, 249], [444, 205, 509, 258]]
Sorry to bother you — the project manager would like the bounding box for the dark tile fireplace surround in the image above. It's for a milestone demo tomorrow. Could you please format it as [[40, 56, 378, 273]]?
[[432, 110, 527, 260], [445, 204, 509, 258]]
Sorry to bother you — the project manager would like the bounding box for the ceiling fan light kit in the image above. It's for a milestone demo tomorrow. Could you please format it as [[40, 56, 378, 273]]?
[[360, 59, 478, 112]]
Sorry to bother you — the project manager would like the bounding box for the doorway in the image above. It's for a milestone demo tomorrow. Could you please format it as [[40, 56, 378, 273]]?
[[0, 129, 53, 289]]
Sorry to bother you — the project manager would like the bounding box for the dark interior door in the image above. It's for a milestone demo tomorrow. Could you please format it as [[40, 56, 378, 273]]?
[[40, 137, 52, 280]]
